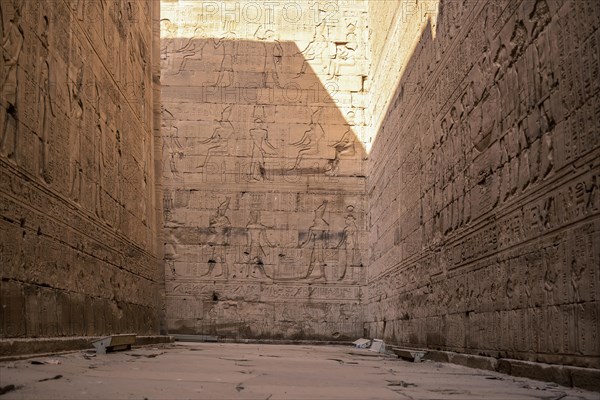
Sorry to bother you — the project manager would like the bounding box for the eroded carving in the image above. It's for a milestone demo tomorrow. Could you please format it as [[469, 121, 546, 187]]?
[[197, 104, 235, 169], [328, 22, 358, 80], [244, 210, 275, 279], [290, 108, 325, 170], [336, 205, 359, 281], [0, 1, 23, 161], [249, 117, 277, 181], [68, 45, 85, 202], [300, 200, 330, 281]]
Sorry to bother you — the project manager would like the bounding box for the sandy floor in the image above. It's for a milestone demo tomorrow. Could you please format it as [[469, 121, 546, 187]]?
[[0, 343, 597, 400]]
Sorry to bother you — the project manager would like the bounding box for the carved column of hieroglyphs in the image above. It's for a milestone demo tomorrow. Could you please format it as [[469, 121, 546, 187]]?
[[0, 0, 162, 338], [366, 0, 600, 369]]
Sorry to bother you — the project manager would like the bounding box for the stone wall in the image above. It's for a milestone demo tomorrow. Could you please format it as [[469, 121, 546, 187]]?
[[0, 0, 163, 337], [366, 0, 600, 369], [160, 0, 368, 340]]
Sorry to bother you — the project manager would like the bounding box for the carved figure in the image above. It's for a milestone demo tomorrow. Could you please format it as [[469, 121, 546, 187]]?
[[92, 81, 105, 219], [38, 58, 55, 183], [325, 113, 356, 176], [69, 49, 85, 201], [213, 20, 237, 87], [300, 200, 330, 281], [164, 231, 179, 278], [202, 198, 232, 278], [249, 118, 276, 181], [245, 210, 275, 279], [570, 259, 584, 304], [255, 27, 284, 88], [328, 23, 358, 79], [38, 16, 55, 184], [291, 108, 324, 169], [164, 24, 205, 75], [337, 206, 359, 281], [162, 107, 184, 176], [0, 2, 23, 160], [197, 104, 235, 169], [296, 9, 330, 77]]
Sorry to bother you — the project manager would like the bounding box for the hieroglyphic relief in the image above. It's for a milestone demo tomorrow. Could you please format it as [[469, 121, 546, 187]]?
[[0, 1, 23, 161], [325, 111, 357, 176], [162, 107, 184, 177], [254, 26, 284, 88], [336, 205, 359, 282], [244, 210, 275, 279], [248, 115, 277, 181], [197, 104, 236, 170], [197, 197, 232, 279], [290, 108, 325, 170], [1, 0, 162, 337], [161, 0, 368, 340], [68, 44, 85, 202], [328, 22, 358, 80], [37, 12, 58, 185], [160, 18, 190, 74], [295, 8, 330, 77], [366, 0, 600, 369], [300, 200, 330, 281]]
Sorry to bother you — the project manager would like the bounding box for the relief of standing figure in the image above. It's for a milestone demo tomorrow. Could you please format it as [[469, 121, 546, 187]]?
[[337, 206, 359, 281], [1, 2, 23, 161], [300, 200, 330, 281], [245, 210, 275, 279], [202, 197, 232, 278], [249, 117, 277, 181], [37, 15, 55, 184]]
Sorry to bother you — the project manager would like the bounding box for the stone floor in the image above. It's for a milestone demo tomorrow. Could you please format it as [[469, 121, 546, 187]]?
[[0, 343, 597, 399]]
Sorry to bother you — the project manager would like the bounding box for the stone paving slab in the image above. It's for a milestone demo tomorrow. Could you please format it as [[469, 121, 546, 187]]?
[[0, 343, 597, 400]]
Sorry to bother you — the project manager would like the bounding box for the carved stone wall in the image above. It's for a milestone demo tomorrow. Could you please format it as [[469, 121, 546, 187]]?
[[160, 1, 368, 340], [366, 0, 600, 369], [0, 0, 163, 337]]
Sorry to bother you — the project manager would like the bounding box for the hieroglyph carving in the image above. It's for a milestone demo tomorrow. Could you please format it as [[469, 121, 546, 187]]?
[[249, 117, 277, 181], [244, 210, 275, 279], [38, 15, 54, 184], [197, 104, 235, 170], [296, 8, 330, 77], [69, 46, 85, 202], [300, 200, 330, 281], [291, 108, 325, 170], [328, 23, 358, 80], [255, 26, 284, 88], [336, 205, 359, 281], [1, 2, 23, 161], [202, 197, 232, 278]]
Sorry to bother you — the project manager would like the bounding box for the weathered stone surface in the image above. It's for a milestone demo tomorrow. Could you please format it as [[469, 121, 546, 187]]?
[[365, 0, 600, 372], [570, 366, 600, 392], [160, 0, 368, 340], [0, 0, 163, 338], [0, 0, 597, 388], [423, 349, 600, 391], [1, 343, 599, 398], [0, 335, 173, 360], [498, 358, 572, 387]]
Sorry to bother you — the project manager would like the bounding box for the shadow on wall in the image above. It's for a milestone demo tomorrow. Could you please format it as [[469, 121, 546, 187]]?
[[161, 37, 367, 180], [366, 0, 600, 369], [160, 33, 367, 340]]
